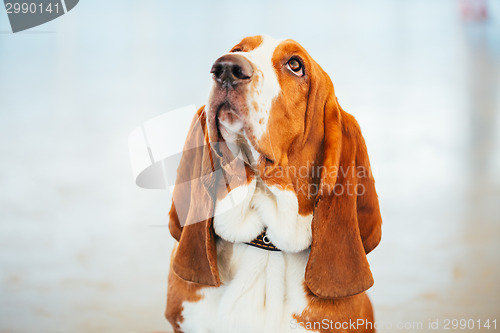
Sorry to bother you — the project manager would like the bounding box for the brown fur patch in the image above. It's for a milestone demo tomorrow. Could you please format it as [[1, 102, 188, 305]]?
[[293, 283, 375, 333], [165, 245, 204, 333], [230, 35, 263, 53]]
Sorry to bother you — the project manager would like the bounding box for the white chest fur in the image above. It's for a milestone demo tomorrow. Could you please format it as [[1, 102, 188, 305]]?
[[180, 179, 314, 333], [212, 178, 313, 253], [180, 242, 311, 333]]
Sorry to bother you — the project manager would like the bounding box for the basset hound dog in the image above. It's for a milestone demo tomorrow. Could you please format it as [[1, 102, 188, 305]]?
[[165, 35, 382, 333]]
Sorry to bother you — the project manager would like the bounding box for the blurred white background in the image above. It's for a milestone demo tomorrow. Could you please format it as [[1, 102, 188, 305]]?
[[0, 0, 499, 332]]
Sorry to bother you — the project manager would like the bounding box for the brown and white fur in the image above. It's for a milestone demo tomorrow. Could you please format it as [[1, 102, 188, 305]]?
[[165, 35, 382, 333]]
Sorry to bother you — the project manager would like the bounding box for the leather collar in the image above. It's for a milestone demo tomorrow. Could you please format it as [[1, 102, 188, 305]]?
[[245, 231, 280, 251]]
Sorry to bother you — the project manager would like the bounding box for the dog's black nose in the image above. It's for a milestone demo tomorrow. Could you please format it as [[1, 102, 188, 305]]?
[[211, 54, 253, 87]]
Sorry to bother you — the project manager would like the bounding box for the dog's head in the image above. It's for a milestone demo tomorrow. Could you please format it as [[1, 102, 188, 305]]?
[[169, 36, 382, 299], [207, 36, 325, 177]]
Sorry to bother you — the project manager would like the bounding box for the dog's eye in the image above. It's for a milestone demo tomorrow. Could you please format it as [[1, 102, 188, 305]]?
[[231, 48, 243, 53], [287, 58, 304, 76]]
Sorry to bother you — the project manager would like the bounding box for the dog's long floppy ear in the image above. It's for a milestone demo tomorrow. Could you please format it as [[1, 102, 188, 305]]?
[[168, 106, 220, 287], [304, 98, 382, 299]]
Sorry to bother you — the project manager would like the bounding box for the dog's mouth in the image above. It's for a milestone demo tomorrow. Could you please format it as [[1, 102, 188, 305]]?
[[211, 101, 267, 167], [209, 89, 275, 167], [216, 101, 243, 135], [213, 101, 252, 162]]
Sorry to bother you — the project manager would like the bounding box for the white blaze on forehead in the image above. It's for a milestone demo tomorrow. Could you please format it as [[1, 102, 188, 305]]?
[[238, 36, 282, 143]]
